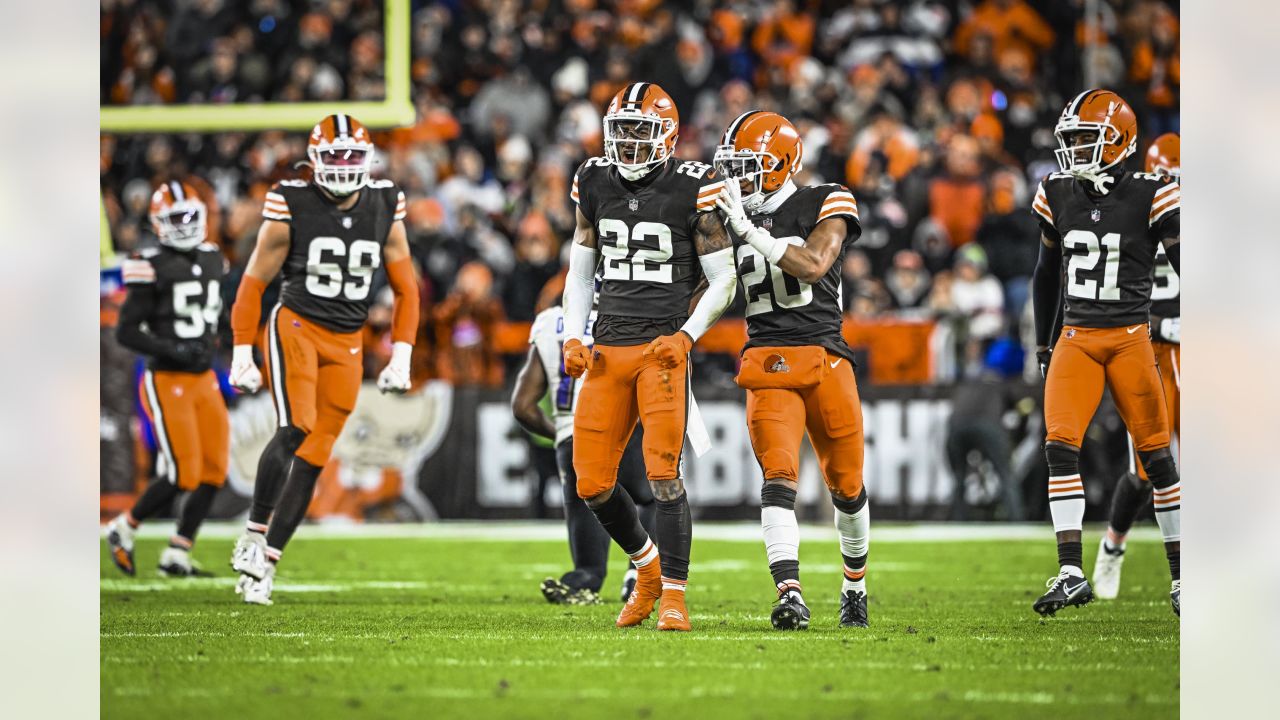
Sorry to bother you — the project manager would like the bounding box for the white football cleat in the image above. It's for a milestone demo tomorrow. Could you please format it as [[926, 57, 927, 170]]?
[[105, 514, 137, 576], [231, 531, 268, 580], [241, 564, 275, 606], [158, 547, 195, 577], [1092, 537, 1125, 600]]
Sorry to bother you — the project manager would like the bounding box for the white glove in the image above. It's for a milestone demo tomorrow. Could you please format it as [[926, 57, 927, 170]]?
[[376, 342, 413, 395], [1158, 316, 1180, 344], [230, 345, 262, 394], [715, 179, 754, 237]]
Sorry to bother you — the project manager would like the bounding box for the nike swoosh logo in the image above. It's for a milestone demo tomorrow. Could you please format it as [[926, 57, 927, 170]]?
[[350, 348, 360, 354], [1127, 326, 1142, 334], [1063, 581, 1088, 600], [830, 359, 841, 369]]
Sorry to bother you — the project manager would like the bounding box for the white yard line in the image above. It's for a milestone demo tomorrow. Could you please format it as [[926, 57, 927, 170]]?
[[121, 520, 1163, 543]]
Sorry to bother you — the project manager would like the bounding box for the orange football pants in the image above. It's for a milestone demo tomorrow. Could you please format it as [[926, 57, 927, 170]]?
[[138, 369, 229, 491], [1130, 341, 1180, 479], [263, 304, 363, 467], [573, 343, 689, 499], [745, 350, 865, 499], [1045, 324, 1171, 452]]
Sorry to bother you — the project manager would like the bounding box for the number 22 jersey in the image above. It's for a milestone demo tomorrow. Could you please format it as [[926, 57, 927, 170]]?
[[1032, 171, 1180, 328], [571, 157, 723, 345], [263, 179, 407, 333]]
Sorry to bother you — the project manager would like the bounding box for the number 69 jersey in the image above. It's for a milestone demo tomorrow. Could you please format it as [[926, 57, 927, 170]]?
[[1032, 171, 1180, 328], [571, 157, 723, 344], [263, 178, 407, 333], [734, 183, 862, 362]]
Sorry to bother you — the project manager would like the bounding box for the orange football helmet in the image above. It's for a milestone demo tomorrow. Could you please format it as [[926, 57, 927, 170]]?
[[603, 82, 679, 179], [308, 113, 375, 196], [149, 180, 207, 251], [1053, 89, 1138, 176], [713, 110, 803, 210], [1145, 133, 1180, 178]]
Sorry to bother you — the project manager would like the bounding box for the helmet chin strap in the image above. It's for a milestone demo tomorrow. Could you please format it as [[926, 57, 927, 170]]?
[[616, 161, 658, 182], [1072, 168, 1116, 195]]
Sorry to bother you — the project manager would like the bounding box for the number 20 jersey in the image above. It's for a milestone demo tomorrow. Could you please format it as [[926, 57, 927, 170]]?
[[1032, 171, 1180, 328], [571, 157, 723, 345], [734, 183, 862, 362], [263, 179, 406, 333]]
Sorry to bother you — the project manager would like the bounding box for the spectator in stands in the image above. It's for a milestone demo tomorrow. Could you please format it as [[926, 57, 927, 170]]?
[[884, 250, 932, 314], [502, 213, 561, 322], [976, 168, 1039, 331], [949, 243, 1005, 375], [433, 261, 504, 387], [928, 134, 986, 249]]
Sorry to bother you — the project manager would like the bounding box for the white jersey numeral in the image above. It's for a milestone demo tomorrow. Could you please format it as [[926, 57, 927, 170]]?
[[172, 280, 221, 339], [1151, 247, 1179, 301], [1064, 230, 1121, 301], [305, 237, 381, 300], [598, 219, 674, 283], [736, 241, 813, 317]]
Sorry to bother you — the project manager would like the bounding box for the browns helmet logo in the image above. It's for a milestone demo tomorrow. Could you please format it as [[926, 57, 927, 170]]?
[[765, 354, 789, 373]]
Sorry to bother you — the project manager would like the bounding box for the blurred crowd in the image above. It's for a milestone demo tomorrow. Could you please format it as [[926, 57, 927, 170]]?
[[101, 0, 1180, 385]]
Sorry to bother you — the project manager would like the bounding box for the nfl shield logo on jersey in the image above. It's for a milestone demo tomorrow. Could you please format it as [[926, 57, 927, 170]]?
[[627, 197, 639, 211], [342, 217, 354, 229], [762, 217, 773, 229], [1090, 209, 1101, 223]]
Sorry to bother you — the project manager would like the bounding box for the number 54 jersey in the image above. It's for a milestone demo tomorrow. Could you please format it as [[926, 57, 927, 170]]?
[[1032, 171, 1180, 328], [263, 179, 407, 333], [571, 157, 723, 345]]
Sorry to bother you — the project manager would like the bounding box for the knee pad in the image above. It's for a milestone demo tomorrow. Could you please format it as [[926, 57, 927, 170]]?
[[1044, 441, 1080, 476], [831, 487, 867, 515], [1138, 447, 1179, 490], [761, 482, 797, 510], [296, 432, 337, 467]]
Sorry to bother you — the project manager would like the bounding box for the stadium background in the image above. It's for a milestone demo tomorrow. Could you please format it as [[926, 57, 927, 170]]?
[[98, 0, 1180, 523]]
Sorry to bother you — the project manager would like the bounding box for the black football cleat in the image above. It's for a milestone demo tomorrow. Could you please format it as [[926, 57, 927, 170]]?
[[770, 590, 811, 630], [105, 516, 136, 577], [1033, 570, 1095, 616], [619, 568, 638, 604], [839, 590, 869, 628], [1170, 580, 1180, 617], [541, 576, 601, 606]]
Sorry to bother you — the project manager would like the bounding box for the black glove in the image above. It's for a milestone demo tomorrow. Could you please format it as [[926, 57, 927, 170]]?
[[1036, 348, 1052, 379]]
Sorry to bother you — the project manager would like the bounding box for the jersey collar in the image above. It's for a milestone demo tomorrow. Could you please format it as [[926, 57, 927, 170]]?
[[752, 180, 797, 216]]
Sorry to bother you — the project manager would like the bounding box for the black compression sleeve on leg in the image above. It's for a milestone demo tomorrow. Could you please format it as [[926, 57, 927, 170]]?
[[589, 484, 650, 557], [131, 478, 180, 522], [175, 484, 218, 543], [250, 427, 306, 525], [1138, 448, 1179, 491], [656, 493, 692, 582], [1108, 472, 1151, 536], [1044, 441, 1080, 477], [264, 458, 323, 554]]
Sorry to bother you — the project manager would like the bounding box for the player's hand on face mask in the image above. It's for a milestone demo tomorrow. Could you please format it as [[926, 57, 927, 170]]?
[[376, 342, 413, 395], [230, 345, 263, 394], [644, 331, 693, 369], [563, 338, 593, 378], [715, 178, 753, 236]]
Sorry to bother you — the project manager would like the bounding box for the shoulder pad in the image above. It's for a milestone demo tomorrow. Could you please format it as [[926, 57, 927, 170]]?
[[530, 306, 563, 342]]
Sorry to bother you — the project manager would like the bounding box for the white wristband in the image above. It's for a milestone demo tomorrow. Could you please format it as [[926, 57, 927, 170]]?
[[744, 226, 788, 264], [390, 341, 412, 364]]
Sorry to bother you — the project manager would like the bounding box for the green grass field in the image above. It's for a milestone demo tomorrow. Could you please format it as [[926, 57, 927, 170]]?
[[101, 524, 1178, 719]]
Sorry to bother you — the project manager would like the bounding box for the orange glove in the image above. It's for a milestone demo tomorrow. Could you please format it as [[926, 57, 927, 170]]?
[[643, 331, 693, 369], [563, 338, 593, 378]]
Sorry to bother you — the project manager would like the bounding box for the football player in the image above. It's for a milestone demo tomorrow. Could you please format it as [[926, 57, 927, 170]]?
[[511, 288, 657, 605], [1093, 132, 1181, 599], [1030, 90, 1181, 616], [227, 114, 420, 605], [105, 180, 228, 577], [713, 111, 868, 630], [562, 82, 737, 631]]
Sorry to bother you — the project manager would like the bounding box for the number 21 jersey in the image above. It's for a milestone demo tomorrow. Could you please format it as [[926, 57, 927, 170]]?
[[572, 157, 723, 345], [263, 179, 406, 333], [1032, 171, 1180, 328]]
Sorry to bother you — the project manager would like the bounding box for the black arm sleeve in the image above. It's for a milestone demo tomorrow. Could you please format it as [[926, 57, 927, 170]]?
[[1163, 239, 1180, 275], [1031, 228, 1063, 349], [116, 285, 180, 361]]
